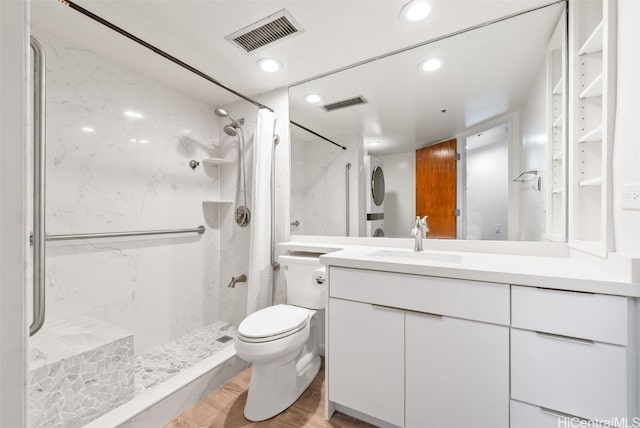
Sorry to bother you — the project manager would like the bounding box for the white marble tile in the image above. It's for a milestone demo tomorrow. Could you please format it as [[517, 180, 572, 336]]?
[[29, 316, 132, 371], [32, 28, 222, 354], [291, 135, 362, 237]]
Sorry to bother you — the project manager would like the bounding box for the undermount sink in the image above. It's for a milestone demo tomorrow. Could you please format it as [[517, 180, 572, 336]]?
[[366, 249, 462, 264]]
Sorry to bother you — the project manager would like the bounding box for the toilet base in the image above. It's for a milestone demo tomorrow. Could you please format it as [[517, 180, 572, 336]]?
[[243, 354, 321, 422]]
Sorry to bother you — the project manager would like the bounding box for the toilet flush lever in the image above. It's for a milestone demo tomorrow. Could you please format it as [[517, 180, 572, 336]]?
[[227, 274, 247, 288]]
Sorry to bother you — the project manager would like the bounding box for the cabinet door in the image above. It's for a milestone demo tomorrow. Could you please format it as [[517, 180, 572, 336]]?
[[328, 298, 404, 427], [406, 313, 509, 428]]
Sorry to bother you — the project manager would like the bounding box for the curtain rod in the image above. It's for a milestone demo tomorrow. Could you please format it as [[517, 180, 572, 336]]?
[[61, 0, 274, 113], [290, 121, 347, 150]]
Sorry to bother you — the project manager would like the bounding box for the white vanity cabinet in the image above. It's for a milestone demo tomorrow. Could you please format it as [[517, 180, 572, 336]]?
[[327, 267, 510, 428], [510, 285, 633, 427]]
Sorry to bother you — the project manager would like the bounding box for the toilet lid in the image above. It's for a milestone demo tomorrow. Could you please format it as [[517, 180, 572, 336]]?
[[238, 304, 309, 339]]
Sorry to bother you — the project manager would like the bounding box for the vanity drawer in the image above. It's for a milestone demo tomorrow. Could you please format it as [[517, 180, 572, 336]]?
[[511, 285, 628, 345], [510, 400, 611, 428], [511, 328, 628, 421], [329, 267, 509, 325]]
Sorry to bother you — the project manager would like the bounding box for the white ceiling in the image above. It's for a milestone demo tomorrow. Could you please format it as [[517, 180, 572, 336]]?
[[31, 0, 560, 109], [289, 2, 564, 155]]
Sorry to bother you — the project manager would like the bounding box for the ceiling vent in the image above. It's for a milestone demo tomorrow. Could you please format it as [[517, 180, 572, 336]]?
[[225, 9, 304, 54], [322, 96, 368, 112]]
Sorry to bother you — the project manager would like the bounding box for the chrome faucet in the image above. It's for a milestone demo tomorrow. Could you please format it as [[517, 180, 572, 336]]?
[[411, 216, 429, 252], [227, 274, 247, 288]]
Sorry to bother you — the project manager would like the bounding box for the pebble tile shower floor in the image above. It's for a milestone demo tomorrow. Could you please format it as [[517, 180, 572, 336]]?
[[134, 320, 238, 393]]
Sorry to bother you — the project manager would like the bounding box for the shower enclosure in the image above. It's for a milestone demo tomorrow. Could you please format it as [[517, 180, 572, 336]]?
[[25, 2, 283, 426]]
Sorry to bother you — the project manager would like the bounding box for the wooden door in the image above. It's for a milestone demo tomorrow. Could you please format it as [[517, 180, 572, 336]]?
[[415, 138, 457, 238]]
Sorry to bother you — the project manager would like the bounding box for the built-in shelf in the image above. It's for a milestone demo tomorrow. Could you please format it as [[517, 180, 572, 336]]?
[[553, 115, 563, 128], [578, 125, 602, 143], [579, 176, 603, 187], [579, 21, 603, 56], [579, 72, 603, 99], [552, 79, 563, 95], [203, 158, 232, 166], [203, 200, 234, 204], [553, 152, 563, 161]]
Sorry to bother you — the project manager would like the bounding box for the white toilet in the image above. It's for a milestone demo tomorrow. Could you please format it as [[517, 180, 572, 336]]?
[[235, 254, 326, 422]]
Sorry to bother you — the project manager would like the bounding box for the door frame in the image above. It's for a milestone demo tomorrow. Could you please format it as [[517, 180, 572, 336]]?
[[0, 0, 29, 425], [455, 113, 519, 241]]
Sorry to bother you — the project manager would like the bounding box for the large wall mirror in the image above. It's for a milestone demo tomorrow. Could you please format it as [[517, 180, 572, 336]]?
[[289, 2, 567, 241]]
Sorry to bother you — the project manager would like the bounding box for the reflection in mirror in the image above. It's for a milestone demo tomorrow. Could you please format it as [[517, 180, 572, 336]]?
[[289, 2, 567, 242]]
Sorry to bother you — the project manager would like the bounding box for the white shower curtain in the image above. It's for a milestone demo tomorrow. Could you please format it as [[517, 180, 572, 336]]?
[[247, 108, 276, 315]]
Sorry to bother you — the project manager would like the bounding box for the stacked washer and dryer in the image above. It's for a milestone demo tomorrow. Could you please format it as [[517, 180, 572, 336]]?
[[364, 155, 385, 237]]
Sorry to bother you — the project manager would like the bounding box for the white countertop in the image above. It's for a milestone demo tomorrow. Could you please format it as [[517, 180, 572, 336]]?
[[283, 243, 640, 297]]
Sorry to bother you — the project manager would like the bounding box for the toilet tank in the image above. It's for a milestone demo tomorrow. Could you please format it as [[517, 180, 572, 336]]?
[[279, 255, 326, 309]]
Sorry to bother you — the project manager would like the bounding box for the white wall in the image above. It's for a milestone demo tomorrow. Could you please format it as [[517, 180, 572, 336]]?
[[466, 141, 509, 240], [613, 0, 640, 257], [36, 29, 222, 353], [518, 61, 548, 241], [377, 152, 415, 238], [0, 0, 28, 425], [218, 89, 290, 325]]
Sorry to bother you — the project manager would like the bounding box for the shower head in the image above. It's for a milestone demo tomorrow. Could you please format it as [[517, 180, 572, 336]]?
[[214, 107, 229, 118], [224, 124, 238, 137], [215, 107, 244, 127]]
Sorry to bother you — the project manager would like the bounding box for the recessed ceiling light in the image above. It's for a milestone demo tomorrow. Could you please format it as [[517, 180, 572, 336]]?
[[400, 0, 432, 22], [419, 57, 443, 72], [368, 141, 381, 147], [305, 94, 322, 104], [138, 139, 149, 144], [257, 58, 282, 73], [124, 110, 144, 119], [81, 127, 95, 133]]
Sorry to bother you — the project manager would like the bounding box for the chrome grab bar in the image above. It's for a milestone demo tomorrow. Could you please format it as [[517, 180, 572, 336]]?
[[345, 163, 351, 235], [30, 36, 47, 337], [270, 132, 280, 271], [44, 225, 205, 242]]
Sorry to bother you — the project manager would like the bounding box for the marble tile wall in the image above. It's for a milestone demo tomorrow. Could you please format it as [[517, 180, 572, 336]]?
[[34, 28, 223, 354], [290, 135, 364, 237]]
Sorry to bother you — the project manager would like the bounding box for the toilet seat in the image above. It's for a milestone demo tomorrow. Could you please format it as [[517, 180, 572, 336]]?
[[238, 304, 310, 343]]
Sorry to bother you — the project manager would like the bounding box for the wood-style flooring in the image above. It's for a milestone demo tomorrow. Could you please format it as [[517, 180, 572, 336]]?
[[164, 360, 373, 428]]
